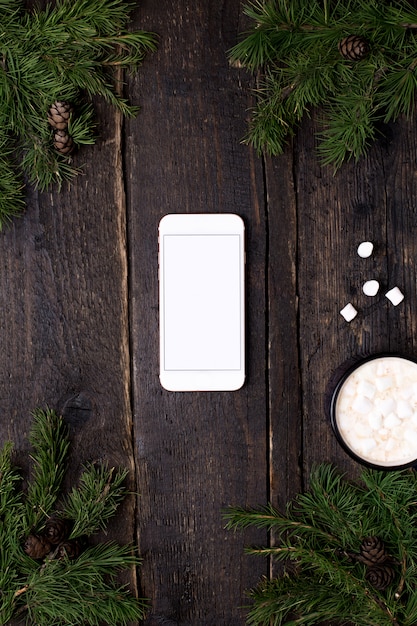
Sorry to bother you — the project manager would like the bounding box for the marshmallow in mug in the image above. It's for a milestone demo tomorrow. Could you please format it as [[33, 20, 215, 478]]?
[[334, 356, 417, 467]]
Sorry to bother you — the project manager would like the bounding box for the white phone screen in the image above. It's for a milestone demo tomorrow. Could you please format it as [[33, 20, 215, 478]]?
[[163, 233, 242, 370], [159, 214, 245, 391]]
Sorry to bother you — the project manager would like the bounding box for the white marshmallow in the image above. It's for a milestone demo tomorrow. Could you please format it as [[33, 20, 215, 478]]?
[[385, 438, 395, 452], [363, 280, 379, 296], [368, 412, 382, 430], [357, 241, 374, 258], [377, 429, 389, 443], [384, 413, 401, 429], [377, 398, 395, 415], [376, 362, 392, 376], [355, 420, 372, 437], [397, 400, 413, 419], [360, 438, 377, 454], [400, 385, 414, 399], [385, 287, 404, 305], [340, 303, 357, 322], [341, 382, 355, 397], [357, 379, 376, 399], [352, 395, 373, 414], [375, 375, 393, 392], [405, 429, 417, 448]]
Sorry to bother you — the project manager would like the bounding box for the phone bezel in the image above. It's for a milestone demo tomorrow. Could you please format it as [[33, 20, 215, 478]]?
[[158, 213, 245, 391]]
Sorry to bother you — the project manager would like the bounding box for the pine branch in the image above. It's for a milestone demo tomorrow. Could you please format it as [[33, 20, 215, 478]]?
[[0, 442, 26, 624], [25, 408, 70, 532], [63, 463, 129, 538], [0, 138, 26, 229], [231, 0, 417, 169], [225, 463, 417, 625], [247, 573, 396, 626], [0, 0, 157, 227], [20, 543, 147, 626], [0, 441, 21, 516], [0, 408, 147, 625], [224, 502, 338, 545]]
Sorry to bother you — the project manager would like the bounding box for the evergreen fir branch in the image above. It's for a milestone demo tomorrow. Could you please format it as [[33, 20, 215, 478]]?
[[48, 0, 145, 37], [74, 540, 141, 573], [225, 463, 417, 625], [0, 441, 21, 516], [360, 469, 417, 596], [224, 502, 284, 531], [0, 408, 147, 625], [244, 545, 298, 559], [21, 543, 147, 626], [0, 0, 157, 227], [20, 144, 82, 191], [245, 71, 298, 155], [378, 61, 417, 121], [63, 463, 129, 538], [25, 408, 70, 532], [318, 97, 378, 170], [66, 64, 139, 117], [0, 144, 25, 229], [231, 0, 417, 169], [291, 463, 368, 546], [0, 442, 26, 625], [246, 573, 394, 626], [224, 502, 338, 545], [403, 592, 417, 625], [67, 104, 95, 146], [88, 32, 158, 67], [0, 1, 22, 24]]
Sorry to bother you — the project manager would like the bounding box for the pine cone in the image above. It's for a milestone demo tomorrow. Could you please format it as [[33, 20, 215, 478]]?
[[365, 563, 395, 591], [23, 533, 52, 559], [55, 539, 81, 560], [48, 100, 73, 130], [43, 517, 70, 545], [359, 536, 388, 566], [53, 129, 74, 155], [338, 35, 369, 61]]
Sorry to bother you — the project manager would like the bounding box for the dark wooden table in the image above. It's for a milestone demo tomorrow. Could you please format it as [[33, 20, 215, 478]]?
[[2, 1, 417, 624]]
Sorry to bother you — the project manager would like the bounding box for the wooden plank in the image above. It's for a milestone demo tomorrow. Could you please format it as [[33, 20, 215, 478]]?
[[380, 116, 417, 353], [0, 89, 136, 547], [265, 151, 303, 508], [125, 1, 268, 623], [294, 111, 417, 477]]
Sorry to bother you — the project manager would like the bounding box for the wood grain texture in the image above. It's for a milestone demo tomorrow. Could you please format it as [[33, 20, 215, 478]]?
[[2, 2, 417, 625], [294, 111, 417, 478], [0, 89, 136, 541], [265, 151, 303, 507], [125, 1, 267, 624]]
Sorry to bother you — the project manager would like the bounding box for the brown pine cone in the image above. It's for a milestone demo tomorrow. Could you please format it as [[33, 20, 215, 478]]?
[[338, 35, 369, 61], [43, 517, 70, 545], [23, 533, 52, 559], [53, 129, 74, 155], [55, 539, 81, 560], [48, 100, 73, 130], [365, 563, 395, 591], [358, 536, 388, 566]]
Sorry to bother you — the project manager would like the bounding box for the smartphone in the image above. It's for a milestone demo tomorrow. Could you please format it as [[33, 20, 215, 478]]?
[[159, 213, 245, 391]]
